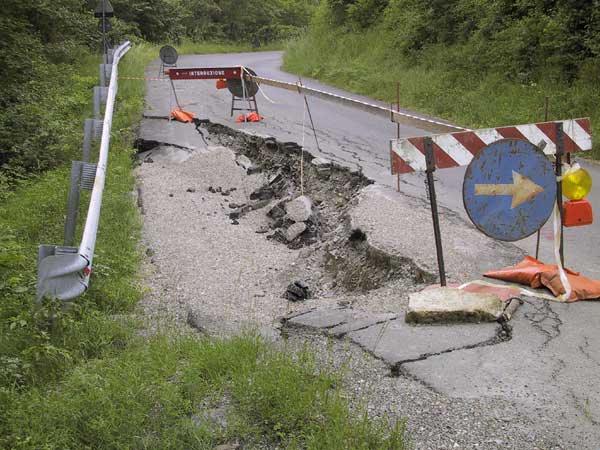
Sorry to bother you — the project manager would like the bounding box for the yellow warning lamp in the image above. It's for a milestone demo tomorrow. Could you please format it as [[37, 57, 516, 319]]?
[[563, 167, 592, 200], [562, 166, 593, 227]]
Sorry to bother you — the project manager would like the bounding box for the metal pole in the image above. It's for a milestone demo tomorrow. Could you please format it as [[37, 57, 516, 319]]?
[[169, 78, 182, 110], [82, 119, 94, 163], [102, 2, 108, 57], [555, 122, 565, 266], [298, 78, 321, 153], [93, 87, 101, 120], [424, 137, 447, 286], [535, 96, 550, 259], [397, 83, 401, 191], [396, 82, 401, 139]]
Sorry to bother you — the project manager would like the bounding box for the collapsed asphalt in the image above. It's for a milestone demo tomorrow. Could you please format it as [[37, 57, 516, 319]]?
[[137, 53, 600, 449]]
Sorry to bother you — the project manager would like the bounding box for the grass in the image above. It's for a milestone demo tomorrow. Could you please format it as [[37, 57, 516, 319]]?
[[0, 40, 408, 449], [283, 27, 600, 159], [3, 336, 406, 449]]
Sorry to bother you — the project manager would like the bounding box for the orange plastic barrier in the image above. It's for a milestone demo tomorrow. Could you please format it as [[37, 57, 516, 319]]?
[[485, 256, 600, 302], [235, 112, 262, 123], [170, 109, 195, 123], [563, 200, 593, 227]]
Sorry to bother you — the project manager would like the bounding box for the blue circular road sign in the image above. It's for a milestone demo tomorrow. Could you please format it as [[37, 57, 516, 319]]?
[[463, 139, 556, 241]]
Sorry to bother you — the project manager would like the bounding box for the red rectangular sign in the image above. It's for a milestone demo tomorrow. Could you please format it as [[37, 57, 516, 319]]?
[[168, 67, 242, 80]]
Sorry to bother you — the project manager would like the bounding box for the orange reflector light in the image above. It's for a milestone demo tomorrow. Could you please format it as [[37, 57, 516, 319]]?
[[563, 199, 593, 227], [216, 79, 228, 89]]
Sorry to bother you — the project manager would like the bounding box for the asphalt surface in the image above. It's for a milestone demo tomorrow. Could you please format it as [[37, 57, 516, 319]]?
[[146, 50, 600, 279], [141, 51, 600, 448]]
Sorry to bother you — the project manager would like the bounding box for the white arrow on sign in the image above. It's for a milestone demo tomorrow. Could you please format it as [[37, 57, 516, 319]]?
[[474, 171, 545, 209]]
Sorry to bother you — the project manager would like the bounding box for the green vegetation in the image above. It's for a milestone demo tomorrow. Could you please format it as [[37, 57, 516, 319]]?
[[3, 336, 405, 449], [0, 0, 316, 193], [111, 0, 317, 44], [284, 0, 600, 158]]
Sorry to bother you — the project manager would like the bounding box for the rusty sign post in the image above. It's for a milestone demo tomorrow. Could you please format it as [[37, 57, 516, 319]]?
[[424, 137, 447, 286]]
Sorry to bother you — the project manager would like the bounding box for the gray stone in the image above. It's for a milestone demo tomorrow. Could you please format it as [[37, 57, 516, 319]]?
[[286, 195, 313, 222], [284, 281, 310, 301], [348, 320, 499, 365], [249, 199, 270, 211], [249, 185, 274, 201], [268, 173, 283, 185], [235, 155, 254, 172], [286, 222, 307, 241], [267, 199, 287, 219], [311, 157, 332, 168], [406, 287, 505, 324]]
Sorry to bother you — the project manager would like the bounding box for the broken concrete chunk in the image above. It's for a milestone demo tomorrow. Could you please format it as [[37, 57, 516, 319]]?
[[406, 287, 506, 324], [311, 157, 331, 168], [285, 195, 313, 222], [220, 187, 236, 196], [284, 281, 310, 301], [249, 199, 270, 211], [236, 154, 252, 168], [250, 185, 275, 201], [267, 199, 287, 219], [235, 154, 260, 174], [264, 137, 277, 148], [268, 173, 283, 185], [286, 222, 307, 242]]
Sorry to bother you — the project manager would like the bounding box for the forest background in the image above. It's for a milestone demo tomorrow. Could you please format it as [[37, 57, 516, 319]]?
[[2, 0, 599, 192]]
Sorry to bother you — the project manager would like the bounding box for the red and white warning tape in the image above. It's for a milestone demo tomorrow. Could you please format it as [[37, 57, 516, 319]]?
[[119, 76, 169, 81]]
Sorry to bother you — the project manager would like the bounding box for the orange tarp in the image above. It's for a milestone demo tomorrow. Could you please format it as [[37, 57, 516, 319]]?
[[485, 256, 600, 302]]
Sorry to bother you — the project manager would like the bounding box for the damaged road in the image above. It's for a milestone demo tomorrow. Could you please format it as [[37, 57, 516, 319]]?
[[137, 54, 600, 449]]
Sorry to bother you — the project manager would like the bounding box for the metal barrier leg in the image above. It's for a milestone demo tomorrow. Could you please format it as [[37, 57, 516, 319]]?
[[94, 87, 101, 120], [64, 162, 84, 247], [82, 119, 94, 163], [424, 137, 447, 286]]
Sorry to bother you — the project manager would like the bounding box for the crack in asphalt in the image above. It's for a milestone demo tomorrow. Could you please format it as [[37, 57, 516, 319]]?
[[390, 322, 513, 377], [523, 300, 563, 347], [331, 316, 399, 338]]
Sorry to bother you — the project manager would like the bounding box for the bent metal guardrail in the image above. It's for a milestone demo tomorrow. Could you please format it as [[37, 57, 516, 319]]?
[[37, 41, 132, 302]]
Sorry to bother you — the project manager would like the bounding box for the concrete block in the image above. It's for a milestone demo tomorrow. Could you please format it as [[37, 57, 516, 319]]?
[[406, 287, 505, 324]]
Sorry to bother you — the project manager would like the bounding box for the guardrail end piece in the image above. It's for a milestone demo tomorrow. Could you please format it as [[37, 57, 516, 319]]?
[[37, 246, 87, 302]]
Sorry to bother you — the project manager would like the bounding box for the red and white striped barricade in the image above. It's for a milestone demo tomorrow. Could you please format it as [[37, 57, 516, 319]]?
[[390, 118, 592, 174]]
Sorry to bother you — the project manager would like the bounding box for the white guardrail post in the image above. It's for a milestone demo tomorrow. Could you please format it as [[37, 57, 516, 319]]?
[[37, 41, 132, 302]]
